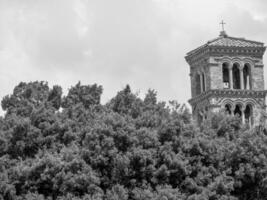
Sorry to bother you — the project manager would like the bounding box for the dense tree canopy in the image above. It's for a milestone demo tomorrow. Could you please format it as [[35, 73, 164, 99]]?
[[1, 81, 267, 200]]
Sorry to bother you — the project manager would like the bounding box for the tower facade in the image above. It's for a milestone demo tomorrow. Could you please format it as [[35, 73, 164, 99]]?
[[185, 31, 267, 125]]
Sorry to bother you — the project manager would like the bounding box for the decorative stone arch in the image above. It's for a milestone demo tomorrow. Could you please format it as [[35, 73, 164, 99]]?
[[220, 56, 233, 63], [222, 99, 234, 106], [233, 100, 245, 107], [243, 58, 254, 66], [231, 59, 243, 68], [220, 57, 232, 67], [243, 98, 258, 109], [231, 56, 243, 62], [244, 102, 255, 108]]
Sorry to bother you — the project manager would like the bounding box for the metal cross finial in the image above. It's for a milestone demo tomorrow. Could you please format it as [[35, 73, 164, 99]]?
[[220, 20, 226, 31]]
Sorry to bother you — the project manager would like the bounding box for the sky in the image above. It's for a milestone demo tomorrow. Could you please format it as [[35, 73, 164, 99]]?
[[1, 0, 267, 115]]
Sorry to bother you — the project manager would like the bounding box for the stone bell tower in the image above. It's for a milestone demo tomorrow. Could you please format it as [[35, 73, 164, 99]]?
[[185, 29, 267, 126]]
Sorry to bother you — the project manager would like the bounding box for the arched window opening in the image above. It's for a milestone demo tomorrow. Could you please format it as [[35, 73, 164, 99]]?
[[202, 73, 205, 92], [244, 104, 253, 126], [243, 64, 251, 90], [196, 74, 201, 95], [225, 104, 231, 115], [222, 63, 230, 89], [233, 63, 240, 89], [234, 104, 242, 117]]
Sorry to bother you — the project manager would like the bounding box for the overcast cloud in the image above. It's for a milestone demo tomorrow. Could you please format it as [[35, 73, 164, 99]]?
[[1, 0, 267, 115]]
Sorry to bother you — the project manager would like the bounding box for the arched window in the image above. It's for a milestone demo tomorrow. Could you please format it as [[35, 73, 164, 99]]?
[[233, 63, 240, 89], [202, 73, 205, 92], [234, 104, 242, 117], [244, 104, 253, 126], [225, 104, 232, 115], [196, 73, 201, 95], [222, 63, 230, 89], [243, 64, 251, 90]]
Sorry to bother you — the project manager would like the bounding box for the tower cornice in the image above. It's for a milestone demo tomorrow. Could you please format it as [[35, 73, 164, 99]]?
[[185, 34, 266, 67], [186, 46, 266, 66], [188, 89, 267, 106]]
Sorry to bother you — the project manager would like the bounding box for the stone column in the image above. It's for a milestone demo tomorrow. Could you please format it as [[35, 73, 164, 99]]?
[[246, 74, 250, 90], [231, 107, 235, 116], [241, 107, 245, 124], [229, 64, 233, 89], [248, 115, 251, 128], [239, 65, 244, 89]]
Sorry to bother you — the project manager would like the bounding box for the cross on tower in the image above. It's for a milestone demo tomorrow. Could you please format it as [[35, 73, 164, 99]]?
[[220, 20, 226, 31]]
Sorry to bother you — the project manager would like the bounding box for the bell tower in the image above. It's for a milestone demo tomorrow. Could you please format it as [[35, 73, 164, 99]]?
[[185, 29, 267, 126]]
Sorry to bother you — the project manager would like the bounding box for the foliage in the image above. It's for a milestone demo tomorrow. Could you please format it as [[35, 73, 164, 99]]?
[[1, 81, 267, 199]]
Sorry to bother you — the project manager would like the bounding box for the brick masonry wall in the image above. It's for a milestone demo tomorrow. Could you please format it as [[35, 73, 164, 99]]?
[[210, 64, 223, 89], [252, 66, 265, 90]]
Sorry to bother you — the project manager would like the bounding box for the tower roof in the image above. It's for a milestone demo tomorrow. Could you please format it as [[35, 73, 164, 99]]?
[[207, 35, 263, 48], [186, 32, 265, 57]]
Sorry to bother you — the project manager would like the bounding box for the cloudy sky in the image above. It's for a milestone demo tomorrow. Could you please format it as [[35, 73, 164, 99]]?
[[1, 0, 267, 115]]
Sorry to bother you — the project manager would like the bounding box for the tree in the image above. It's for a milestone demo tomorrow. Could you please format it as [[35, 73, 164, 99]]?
[[1, 81, 267, 199], [62, 82, 102, 109], [2, 82, 62, 117], [107, 85, 143, 118]]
